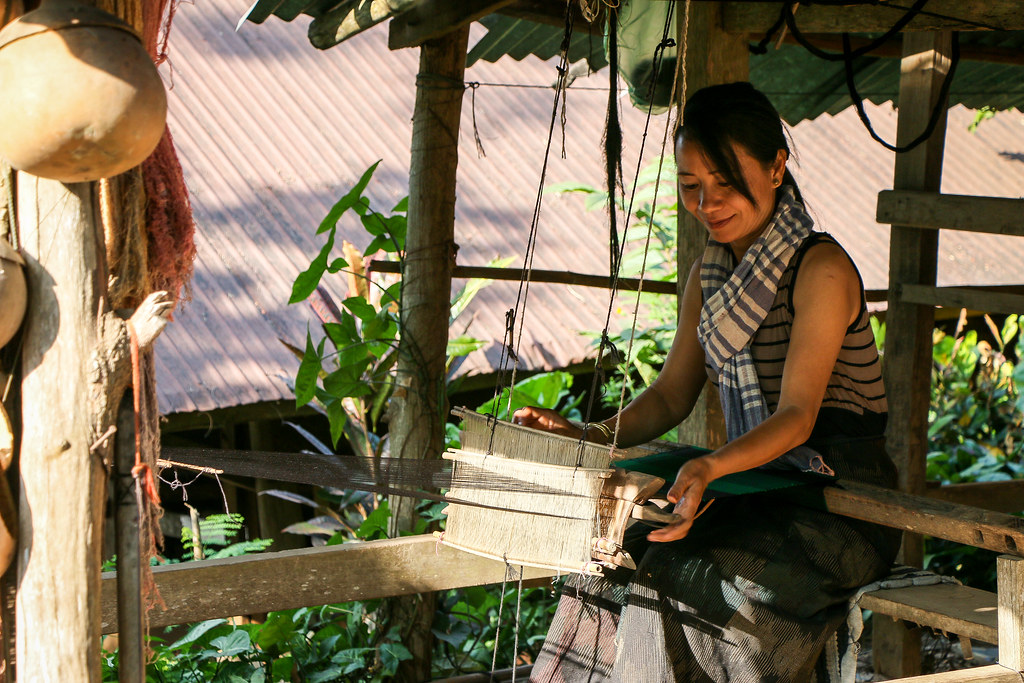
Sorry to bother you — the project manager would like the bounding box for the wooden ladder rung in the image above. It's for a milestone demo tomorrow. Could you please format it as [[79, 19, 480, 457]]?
[[879, 663, 1022, 682], [860, 583, 998, 645]]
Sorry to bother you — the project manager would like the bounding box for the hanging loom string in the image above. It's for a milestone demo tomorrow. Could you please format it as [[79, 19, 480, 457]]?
[[488, 1, 575, 426], [579, 0, 678, 451]]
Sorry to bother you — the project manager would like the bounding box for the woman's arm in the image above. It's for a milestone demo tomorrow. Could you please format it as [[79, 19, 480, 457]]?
[[648, 242, 862, 542], [514, 259, 710, 447]]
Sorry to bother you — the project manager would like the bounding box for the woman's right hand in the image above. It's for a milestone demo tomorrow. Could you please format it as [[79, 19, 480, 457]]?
[[512, 406, 581, 439]]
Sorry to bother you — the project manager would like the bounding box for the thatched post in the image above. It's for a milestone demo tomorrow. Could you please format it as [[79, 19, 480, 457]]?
[[674, 3, 746, 448], [16, 175, 170, 681], [387, 24, 469, 682]]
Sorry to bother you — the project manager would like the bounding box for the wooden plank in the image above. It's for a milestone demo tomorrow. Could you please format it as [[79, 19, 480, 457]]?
[[899, 284, 1024, 316], [927, 481, 1024, 515], [496, 1, 603, 35], [389, 0, 514, 50], [809, 480, 1024, 557], [370, 260, 679, 294], [998, 555, 1024, 670], [880, 664, 1024, 682], [780, 33, 1024, 65], [877, 191, 1024, 237], [100, 535, 556, 634], [860, 584, 997, 645], [114, 397, 145, 683], [723, 2, 1024, 33]]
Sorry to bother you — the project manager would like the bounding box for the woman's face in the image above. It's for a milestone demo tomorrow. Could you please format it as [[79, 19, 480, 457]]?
[[676, 136, 787, 258]]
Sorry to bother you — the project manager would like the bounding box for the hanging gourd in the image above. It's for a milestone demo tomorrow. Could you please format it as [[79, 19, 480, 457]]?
[[0, 0, 167, 183], [0, 237, 25, 349]]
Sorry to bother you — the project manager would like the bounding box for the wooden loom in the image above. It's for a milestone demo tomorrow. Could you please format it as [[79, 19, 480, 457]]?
[[440, 407, 680, 576]]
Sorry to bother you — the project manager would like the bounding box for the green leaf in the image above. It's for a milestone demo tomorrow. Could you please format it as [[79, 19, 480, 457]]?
[[447, 335, 486, 358], [323, 314, 359, 349], [326, 257, 348, 273], [169, 619, 229, 650], [327, 404, 345, 451], [317, 161, 380, 234], [356, 500, 390, 540], [308, 665, 347, 683], [209, 630, 251, 658], [391, 196, 409, 213], [343, 297, 378, 322], [295, 333, 325, 408], [379, 641, 413, 674], [291, 226, 336, 303]]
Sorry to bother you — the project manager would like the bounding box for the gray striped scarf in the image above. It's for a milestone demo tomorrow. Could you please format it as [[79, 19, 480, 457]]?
[[698, 186, 830, 473]]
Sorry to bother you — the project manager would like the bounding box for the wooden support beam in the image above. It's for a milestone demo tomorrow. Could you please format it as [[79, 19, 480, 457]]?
[[997, 555, 1024, 671], [17, 175, 109, 682], [780, 33, 1024, 66], [99, 535, 556, 634], [675, 1, 745, 450], [877, 191, 1024, 237], [807, 480, 1024, 558], [389, 0, 515, 50], [899, 284, 1024, 316], [388, 25, 470, 682], [370, 260, 679, 295], [723, 2, 1024, 33], [927, 481, 1024, 515], [859, 583, 997, 645], [497, 0, 603, 35], [307, 0, 419, 51]]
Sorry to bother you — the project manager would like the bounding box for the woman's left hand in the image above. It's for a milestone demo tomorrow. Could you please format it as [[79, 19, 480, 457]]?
[[647, 457, 714, 543]]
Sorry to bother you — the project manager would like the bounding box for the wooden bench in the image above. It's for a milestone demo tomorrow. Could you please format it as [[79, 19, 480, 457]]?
[[860, 582, 998, 646]]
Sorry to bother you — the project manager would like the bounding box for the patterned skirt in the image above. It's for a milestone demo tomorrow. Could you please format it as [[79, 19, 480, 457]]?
[[530, 437, 901, 683]]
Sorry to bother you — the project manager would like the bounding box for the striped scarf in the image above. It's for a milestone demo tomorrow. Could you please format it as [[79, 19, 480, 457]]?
[[698, 186, 826, 471]]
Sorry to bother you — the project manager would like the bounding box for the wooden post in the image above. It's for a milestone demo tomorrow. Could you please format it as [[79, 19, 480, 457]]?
[[16, 174, 170, 682], [114, 394, 144, 683], [17, 176, 109, 682], [998, 555, 1024, 671], [675, 1, 746, 448], [875, 31, 954, 679], [386, 24, 469, 683]]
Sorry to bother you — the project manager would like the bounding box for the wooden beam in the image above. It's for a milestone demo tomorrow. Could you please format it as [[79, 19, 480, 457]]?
[[370, 260, 679, 295], [723, 2, 1024, 33], [781, 33, 1024, 66], [389, 0, 515, 50], [926, 481, 1024, 515], [307, 0, 419, 51], [497, 0, 603, 35], [998, 555, 1024, 670], [899, 284, 1024, 316], [805, 479, 1024, 558], [100, 535, 556, 634], [877, 191, 1024, 237], [859, 583, 997, 645], [878, 664, 1024, 682], [114, 397, 145, 682]]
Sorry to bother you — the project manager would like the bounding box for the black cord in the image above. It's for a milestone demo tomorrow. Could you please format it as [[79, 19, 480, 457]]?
[[783, 0, 928, 61], [844, 31, 960, 153]]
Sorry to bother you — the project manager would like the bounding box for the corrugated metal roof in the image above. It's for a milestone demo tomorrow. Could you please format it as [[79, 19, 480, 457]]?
[[157, 0, 1024, 421]]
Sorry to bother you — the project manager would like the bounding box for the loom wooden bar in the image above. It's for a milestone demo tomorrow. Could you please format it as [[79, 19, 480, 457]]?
[[858, 584, 997, 644], [926, 481, 1024, 515], [114, 396, 145, 683], [812, 480, 1024, 557], [877, 191, 1024, 236], [899, 284, 1024, 315], [388, 0, 514, 49], [369, 260, 680, 295], [877, 665, 1023, 682], [998, 555, 1024, 670], [721, 2, 1024, 33], [99, 536, 556, 634]]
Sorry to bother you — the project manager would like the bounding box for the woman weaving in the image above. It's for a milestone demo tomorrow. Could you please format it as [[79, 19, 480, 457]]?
[[515, 82, 900, 682]]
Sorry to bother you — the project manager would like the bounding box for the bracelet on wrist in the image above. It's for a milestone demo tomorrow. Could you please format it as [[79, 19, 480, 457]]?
[[589, 421, 614, 444]]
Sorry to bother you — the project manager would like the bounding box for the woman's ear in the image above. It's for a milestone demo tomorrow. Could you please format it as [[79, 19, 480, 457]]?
[[771, 149, 788, 187]]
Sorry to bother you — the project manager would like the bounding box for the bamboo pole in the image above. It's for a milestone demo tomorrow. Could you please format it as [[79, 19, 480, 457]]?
[[386, 24, 470, 683], [114, 394, 144, 683]]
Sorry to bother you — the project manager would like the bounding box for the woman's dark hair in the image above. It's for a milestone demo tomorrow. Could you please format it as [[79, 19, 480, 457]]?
[[679, 82, 802, 205]]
